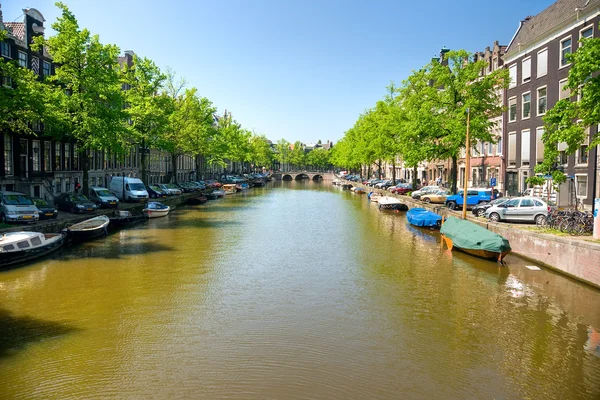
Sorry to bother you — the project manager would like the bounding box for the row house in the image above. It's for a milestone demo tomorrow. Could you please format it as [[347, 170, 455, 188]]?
[[502, 0, 600, 208], [0, 7, 82, 200]]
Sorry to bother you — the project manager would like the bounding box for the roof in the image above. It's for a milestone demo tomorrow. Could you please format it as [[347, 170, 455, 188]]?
[[4, 22, 25, 41], [506, 0, 600, 56]]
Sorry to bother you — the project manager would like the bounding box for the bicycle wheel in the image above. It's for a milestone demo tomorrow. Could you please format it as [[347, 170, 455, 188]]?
[[559, 219, 572, 233], [536, 215, 548, 228]]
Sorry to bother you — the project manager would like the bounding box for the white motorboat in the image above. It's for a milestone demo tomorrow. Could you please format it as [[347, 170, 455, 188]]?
[[368, 192, 383, 202], [378, 196, 408, 211], [143, 202, 170, 218], [0, 231, 66, 269], [64, 215, 110, 241]]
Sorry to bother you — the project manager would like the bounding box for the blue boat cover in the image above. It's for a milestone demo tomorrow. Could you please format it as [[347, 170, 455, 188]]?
[[407, 208, 442, 227]]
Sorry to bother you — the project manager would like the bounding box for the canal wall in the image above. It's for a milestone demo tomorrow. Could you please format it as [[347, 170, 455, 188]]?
[[351, 183, 600, 289], [0, 193, 197, 235]]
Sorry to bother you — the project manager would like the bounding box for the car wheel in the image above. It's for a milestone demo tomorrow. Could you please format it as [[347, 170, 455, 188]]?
[[423, 198, 431, 203], [535, 214, 546, 226], [489, 212, 500, 222], [447, 201, 457, 210], [477, 208, 486, 217], [0, 213, 6, 224]]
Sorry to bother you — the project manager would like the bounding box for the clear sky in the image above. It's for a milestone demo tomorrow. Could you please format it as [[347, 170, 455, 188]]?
[[4, 0, 551, 144]]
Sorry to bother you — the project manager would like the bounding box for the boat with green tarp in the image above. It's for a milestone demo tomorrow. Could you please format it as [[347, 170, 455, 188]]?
[[440, 216, 511, 262]]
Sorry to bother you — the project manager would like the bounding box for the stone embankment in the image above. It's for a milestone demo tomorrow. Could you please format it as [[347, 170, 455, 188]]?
[[352, 183, 600, 289]]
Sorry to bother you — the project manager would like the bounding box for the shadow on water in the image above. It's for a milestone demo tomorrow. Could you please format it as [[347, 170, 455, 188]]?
[[59, 240, 176, 260], [0, 309, 79, 358], [144, 218, 242, 230]]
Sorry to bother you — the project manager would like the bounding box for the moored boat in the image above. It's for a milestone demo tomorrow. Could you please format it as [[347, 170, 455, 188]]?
[[0, 231, 67, 269], [64, 215, 110, 241], [222, 184, 237, 195], [186, 195, 208, 205], [352, 187, 366, 194], [440, 216, 511, 262], [368, 192, 382, 202], [143, 202, 170, 218], [406, 208, 442, 228], [109, 210, 146, 228], [341, 183, 353, 190], [378, 196, 408, 211]]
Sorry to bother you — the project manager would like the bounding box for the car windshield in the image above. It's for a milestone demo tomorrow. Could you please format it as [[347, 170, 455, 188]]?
[[491, 198, 508, 205], [3, 194, 33, 205], [129, 183, 146, 191], [166, 184, 179, 189], [149, 185, 163, 192], [71, 194, 88, 201], [33, 198, 49, 206], [96, 189, 112, 197]]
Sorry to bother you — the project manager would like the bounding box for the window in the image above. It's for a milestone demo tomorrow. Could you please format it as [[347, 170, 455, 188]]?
[[3, 133, 13, 175], [73, 144, 79, 170], [578, 145, 588, 164], [64, 143, 71, 170], [18, 51, 27, 68], [488, 142, 494, 156], [496, 136, 502, 155], [576, 175, 587, 198], [32, 140, 40, 172], [559, 79, 570, 100], [521, 130, 530, 165], [509, 97, 517, 122], [43, 61, 51, 77], [508, 64, 517, 88], [522, 57, 531, 82], [43, 141, 51, 171], [581, 25, 593, 39], [508, 132, 516, 166], [537, 48, 547, 77], [0, 42, 10, 58], [536, 127, 544, 164], [522, 92, 531, 119], [55, 178, 62, 194], [54, 143, 61, 171], [558, 142, 568, 164], [2, 76, 12, 87], [505, 199, 520, 207], [560, 37, 572, 67], [32, 121, 41, 132], [537, 87, 547, 115], [520, 199, 535, 207]]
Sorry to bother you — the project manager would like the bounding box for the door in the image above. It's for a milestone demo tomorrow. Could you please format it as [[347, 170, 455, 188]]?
[[518, 198, 536, 221], [466, 190, 480, 206], [506, 172, 518, 196], [19, 139, 28, 179], [502, 198, 521, 221]]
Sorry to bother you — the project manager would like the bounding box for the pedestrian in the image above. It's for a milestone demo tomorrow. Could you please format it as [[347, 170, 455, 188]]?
[[74, 181, 81, 194]]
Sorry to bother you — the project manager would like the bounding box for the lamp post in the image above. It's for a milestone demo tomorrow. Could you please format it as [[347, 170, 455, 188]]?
[[462, 108, 471, 219]]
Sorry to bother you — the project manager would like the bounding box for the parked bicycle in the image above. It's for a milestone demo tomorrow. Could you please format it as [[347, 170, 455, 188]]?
[[538, 208, 594, 235]]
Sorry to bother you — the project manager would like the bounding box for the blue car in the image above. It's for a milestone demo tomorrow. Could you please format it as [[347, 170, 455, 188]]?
[[445, 188, 500, 210]]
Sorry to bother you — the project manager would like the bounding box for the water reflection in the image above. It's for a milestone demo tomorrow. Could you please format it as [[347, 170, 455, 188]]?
[[0, 181, 599, 399]]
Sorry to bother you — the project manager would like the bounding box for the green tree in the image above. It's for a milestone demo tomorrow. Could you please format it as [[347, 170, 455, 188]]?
[[248, 134, 274, 170], [275, 139, 291, 171], [120, 56, 172, 184], [289, 141, 306, 169], [307, 147, 330, 170], [533, 33, 600, 187], [34, 2, 126, 195]]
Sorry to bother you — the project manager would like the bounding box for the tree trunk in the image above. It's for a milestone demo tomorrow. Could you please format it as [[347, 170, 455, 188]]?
[[81, 150, 89, 196], [140, 139, 147, 185], [377, 160, 382, 179], [412, 166, 418, 190], [451, 155, 458, 193], [171, 153, 178, 183], [196, 154, 203, 180], [392, 160, 396, 184]]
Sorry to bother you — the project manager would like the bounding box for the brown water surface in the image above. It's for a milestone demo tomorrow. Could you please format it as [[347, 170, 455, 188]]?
[[1, 182, 599, 399]]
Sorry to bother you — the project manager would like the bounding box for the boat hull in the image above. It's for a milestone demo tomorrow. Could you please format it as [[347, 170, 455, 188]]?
[[144, 209, 169, 218], [65, 217, 110, 242], [442, 235, 510, 262], [0, 233, 66, 269]]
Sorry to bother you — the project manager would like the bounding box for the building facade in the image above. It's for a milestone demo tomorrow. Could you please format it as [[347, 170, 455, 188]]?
[[502, 0, 600, 208]]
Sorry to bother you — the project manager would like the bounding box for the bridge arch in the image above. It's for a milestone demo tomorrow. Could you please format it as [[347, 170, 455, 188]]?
[[282, 174, 293, 181], [312, 174, 323, 181], [294, 173, 309, 181]]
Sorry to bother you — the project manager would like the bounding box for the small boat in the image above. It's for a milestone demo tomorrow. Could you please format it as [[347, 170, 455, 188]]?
[[223, 184, 238, 195], [236, 182, 251, 191], [109, 210, 146, 228], [378, 196, 408, 211], [143, 202, 170, 219], [352, 187, 366, 194], [368, 192, 382, 202], [406, 208, 442, 228], [0, 231, 67, 269], [341, 183, 353, 190], [64, 215, 110, 241], [440, 216, 511, 262], [186, 195, 208, 205], [332, 179, 342, 186]]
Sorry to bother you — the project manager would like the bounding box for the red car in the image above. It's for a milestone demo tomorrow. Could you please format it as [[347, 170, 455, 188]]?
[[390, 185, 413, 195]]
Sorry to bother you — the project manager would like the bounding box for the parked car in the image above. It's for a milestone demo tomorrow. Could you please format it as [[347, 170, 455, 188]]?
[[486, 197, 550, 224], [445, 188, 496, 210], [375, 180, 394, 189], [421, 189, 450, 204], [54, 193, 98, 214], [471, 197, 510, 217], [147, 185, 168, 199], [87, 186, 119, 209], [159, 183, 182, 196], [32, 198, 58, 220], [0, 191, 39, 224], [176, 182, 197, 193], [109, 177, 149, 202], [390, 184, 413, 195], [411, 186, 440, 200]]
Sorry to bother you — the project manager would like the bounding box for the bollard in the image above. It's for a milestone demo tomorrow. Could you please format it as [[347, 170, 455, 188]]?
[[594, 198, 600, 240]]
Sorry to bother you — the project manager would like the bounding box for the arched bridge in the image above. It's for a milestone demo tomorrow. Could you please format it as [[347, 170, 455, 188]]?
[[273, 172, 334, 181]]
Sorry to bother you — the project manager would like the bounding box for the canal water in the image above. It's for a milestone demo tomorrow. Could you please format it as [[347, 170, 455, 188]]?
[[1, 182, 599, 399]]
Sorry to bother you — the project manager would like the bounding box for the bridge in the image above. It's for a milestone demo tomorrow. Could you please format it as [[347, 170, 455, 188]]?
[[273, 172, 334, 181]]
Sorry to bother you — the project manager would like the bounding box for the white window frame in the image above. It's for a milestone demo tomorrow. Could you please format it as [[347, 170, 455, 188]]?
[[508, 96, 517, 122], [560, 36, 572, 68], [508, 132, 516, 166], [580, 25, 594, 40], [508, 64, 517, 88], [537, 86, 547, 116], [575, 173, 588, 199], [535, 127, 545, 164], [536, 48, 547, 78], [522, 57, 531, 83], [521, 129, 531, 166], [496, 135, 502, 156], [559, 78, 570, 100], [522, 91, 531, 120], [487, 142, 494, 156]]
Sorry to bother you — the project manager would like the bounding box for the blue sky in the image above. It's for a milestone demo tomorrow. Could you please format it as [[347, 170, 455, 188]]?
[[4, 0, 551, 144]]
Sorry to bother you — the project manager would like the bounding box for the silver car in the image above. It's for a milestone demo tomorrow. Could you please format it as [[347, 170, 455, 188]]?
[[486, 197, 549, 224]]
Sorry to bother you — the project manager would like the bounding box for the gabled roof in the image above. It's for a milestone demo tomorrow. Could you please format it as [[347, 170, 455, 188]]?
[[506, 0, 600, 57], [4, 22, 25, 41]]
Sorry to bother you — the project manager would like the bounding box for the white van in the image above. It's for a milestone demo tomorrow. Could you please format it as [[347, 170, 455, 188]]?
[[109, 177, 149, 202]]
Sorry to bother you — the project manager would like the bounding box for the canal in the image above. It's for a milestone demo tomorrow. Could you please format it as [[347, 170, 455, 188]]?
[[1, 182, 599, 399]]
